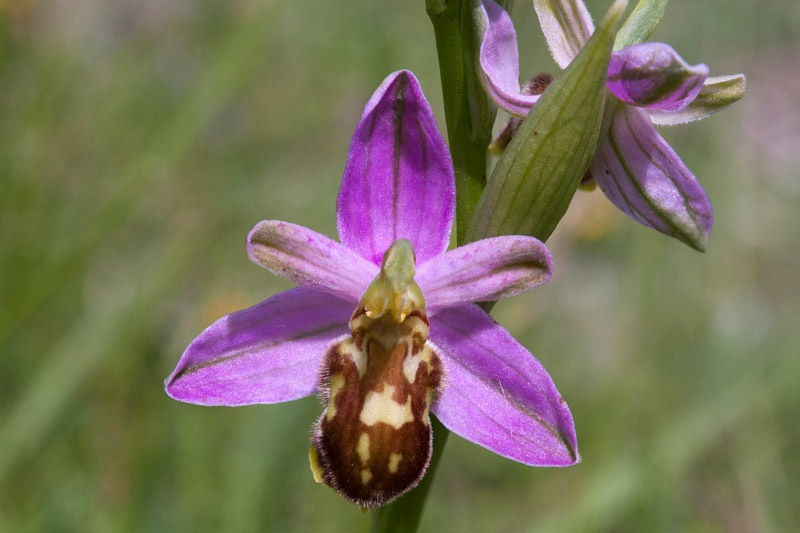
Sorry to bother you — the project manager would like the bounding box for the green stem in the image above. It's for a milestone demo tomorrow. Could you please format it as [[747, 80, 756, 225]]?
[[370, 2, 501, 531], [426, 0, 499, 246]]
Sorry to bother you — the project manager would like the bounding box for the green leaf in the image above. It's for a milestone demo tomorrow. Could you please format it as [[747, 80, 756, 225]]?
[[466, 0, 628, 243], [615, 0, 668, 50]]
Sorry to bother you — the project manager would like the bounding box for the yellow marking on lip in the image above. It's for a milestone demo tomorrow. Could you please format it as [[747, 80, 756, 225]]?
[[402, 337, 435, 384], [309, 447, 325, 484], [325, 373, 346, 421], [340, 341, 367, 378], [402, 353, 421, 384], [357, 433, 370, 464], [421, 389, 434, 427], [361, 469, 373, 485], [388, 453, 402, 474], [360, 385, 414, 429]]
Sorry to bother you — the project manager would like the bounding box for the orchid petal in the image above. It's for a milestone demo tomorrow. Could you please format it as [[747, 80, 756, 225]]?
[[247, 221, 377, 303], [475, 0, 541, 117], [418, 236, 552, 314], [608, 43, 708, 111], [649, 74, 747, 126], [430, 305, 578, 466], [533, 0, 595, 69], [592, 105, 713, 251], [166, 288, 352, 406], [337, 70, 455, 266]]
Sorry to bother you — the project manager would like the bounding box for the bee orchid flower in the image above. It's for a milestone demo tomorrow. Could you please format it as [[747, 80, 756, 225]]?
[[165, 70, 578, 509], [475, 0, 746, 250]]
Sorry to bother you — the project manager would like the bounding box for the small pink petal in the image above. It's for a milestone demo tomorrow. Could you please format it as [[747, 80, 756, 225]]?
[[418, 236, 552, 314], [476, 0, 541, 117], [247, 221, 377, 303]]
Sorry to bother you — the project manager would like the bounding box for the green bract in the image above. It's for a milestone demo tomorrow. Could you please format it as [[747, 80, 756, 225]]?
[[615, 0, 668, 50], [467, 0, 627, 242]]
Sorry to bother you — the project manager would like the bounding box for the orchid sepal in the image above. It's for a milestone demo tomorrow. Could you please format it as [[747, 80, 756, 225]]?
[[431, 304, 579, 466], [592, 105, 713, 251], [337, 70, 455, 266], [607, 43, 709, 112], [165, 288, 353, 406]]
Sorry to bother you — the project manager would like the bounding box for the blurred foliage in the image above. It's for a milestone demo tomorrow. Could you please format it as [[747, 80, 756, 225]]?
[[1, 0, 799, 531]]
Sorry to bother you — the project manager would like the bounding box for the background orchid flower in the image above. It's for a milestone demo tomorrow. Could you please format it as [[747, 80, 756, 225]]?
[[475, 0, 746, 251], [165, 70, 578, 509]]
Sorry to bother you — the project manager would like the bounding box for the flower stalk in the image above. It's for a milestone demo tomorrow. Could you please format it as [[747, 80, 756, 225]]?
[[426, 0, 508, 245]]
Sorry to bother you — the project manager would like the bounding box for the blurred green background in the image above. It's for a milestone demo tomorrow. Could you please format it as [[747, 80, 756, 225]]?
[[1, 0, 798, 531]]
